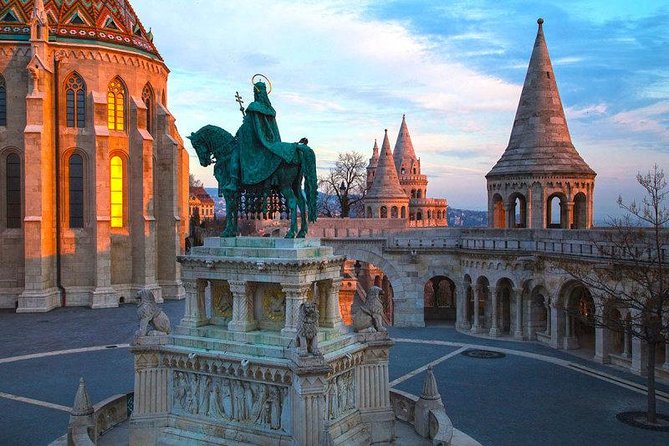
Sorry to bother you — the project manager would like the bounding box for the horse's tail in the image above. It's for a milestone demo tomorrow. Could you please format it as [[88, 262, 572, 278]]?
[[302, 146, 318, 223]]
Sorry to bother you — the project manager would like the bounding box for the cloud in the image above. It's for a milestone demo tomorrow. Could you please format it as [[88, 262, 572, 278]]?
[[611, 101, 669, 138], [565, 103, 608, 119], [552, 56, 585, 65]]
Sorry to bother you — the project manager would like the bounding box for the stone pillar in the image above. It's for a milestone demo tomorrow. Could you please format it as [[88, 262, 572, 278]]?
[[663, 344, 669, 371], [471, 285, 480, 333], [513, 288, 524, 339], [549, 304, 560, 348], [181, 279, 207, 327], [564, 202, 574, 229], [321, 278, 344, 330], [456, 283, 470, 330], [505, 205, 513, 228], [227, 280, 257, 332], [489, 286, 500, 337], [622, 323, 631, 359], [356, 333, 395, 443], [292, 372, 328, 446], [631, 337, 648, 375], [594, 306, 611, 363], [282, 284, 311, 335], [129, 339, 169, 446]]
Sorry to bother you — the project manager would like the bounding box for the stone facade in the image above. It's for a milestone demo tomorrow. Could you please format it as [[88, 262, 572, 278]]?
[[189, 185, 215, 224], [0, 1, 188, 311], [486, 19, 596, 229]]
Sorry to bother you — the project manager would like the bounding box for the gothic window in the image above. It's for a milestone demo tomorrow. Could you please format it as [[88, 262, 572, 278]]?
[[107, 78, 126, 131], [66, 73, 86, 128], [142, 83, 154, 134], [68, 154, 84, 228], [0, 75, 6, 126], [110, 156, 124, 227], [6, 153, 20, 228]]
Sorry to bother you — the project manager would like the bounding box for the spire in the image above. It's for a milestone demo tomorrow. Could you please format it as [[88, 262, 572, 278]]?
[[369, 139, 379, 168], [31, 0, 47, 24], [71, 378, 93, 417], [487, 18, 595, 178], [420, 365, 441, 401], [366, 129, 407, 199], [393, 114, 418, 173]]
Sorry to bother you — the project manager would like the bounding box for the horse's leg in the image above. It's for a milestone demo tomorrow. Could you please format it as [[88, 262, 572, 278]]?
[[221, 190, 235, 237], [295, 169, 308, 238], [281, 171, 298, 238]]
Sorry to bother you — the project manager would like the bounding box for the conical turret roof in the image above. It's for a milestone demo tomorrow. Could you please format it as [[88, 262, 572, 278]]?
[[368, 139, 380, 168], [366, 130, 407, 199], [71, 377, 93, 416], [393, 114, 418, 173], [487, 19, 594, 178]]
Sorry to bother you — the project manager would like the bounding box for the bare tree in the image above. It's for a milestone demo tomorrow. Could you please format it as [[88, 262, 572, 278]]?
[[189, 173, 203, 188], [318, 151, 367, 218], [555, 165, 668, 425]]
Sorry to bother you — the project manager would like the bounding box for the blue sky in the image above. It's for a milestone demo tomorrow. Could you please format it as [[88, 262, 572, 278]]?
[[132, 0, 668, 220]]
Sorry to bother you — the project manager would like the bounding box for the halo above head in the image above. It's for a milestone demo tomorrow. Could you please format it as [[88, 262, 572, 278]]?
[[252, 73, 272, 94]]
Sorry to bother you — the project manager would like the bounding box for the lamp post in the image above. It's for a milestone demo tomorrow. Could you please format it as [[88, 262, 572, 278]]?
[[339, 181, 347, 218]]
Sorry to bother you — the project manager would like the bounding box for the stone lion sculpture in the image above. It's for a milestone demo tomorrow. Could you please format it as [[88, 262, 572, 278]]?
[[295, 300, 320, 356], [351, 286, 386, 333], [133, 289, 171, 341]]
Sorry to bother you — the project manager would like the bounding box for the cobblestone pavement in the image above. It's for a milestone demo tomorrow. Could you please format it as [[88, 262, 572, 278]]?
[[1, 303, 668, 445]]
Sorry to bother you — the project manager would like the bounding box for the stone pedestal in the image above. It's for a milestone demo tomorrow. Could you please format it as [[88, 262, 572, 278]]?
[[129, 237, 393, 446]]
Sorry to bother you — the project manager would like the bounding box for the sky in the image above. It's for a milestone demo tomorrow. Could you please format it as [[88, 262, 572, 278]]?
[[132, 0, 669, 220]]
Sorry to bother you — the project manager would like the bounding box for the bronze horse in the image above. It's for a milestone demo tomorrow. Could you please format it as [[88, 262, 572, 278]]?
[[188, 125, 318, 238]]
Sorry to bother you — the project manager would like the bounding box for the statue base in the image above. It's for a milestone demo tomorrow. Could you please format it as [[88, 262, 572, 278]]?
[[129, 237, 394, 446]]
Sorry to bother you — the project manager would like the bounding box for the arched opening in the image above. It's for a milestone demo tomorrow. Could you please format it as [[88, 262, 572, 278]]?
[[423, 276, 456, 323], [508, 193, 527, 228], [492, 193, 505, 228], [401, 206, 406, 219], [416, 211, 422, 221], [546, 193, 567, 228], [411, 189, 416, 198], [338, 259, 394, 327], [464, 275, 473, 329], [607, 307, 625, 356], [366, 206, 372, 218], [563, 283, 595, 355], [380, 206, 388, 218], [529, 287, 549, 340], [427, 210, 432, 220], [391, 206, 398, 218], [494, 278, 514, 335], [416, 189, 423, 199], [573, 192, 587, 229]]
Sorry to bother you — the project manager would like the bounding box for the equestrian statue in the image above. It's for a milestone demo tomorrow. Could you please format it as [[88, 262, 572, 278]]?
[[188, 75, 318, 238]]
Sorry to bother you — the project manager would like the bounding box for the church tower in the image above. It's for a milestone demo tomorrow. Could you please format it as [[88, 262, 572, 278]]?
[[0, 1, 189, 312], [363, 129, 409, 219], [486, 19, 596, 229], [365, 139, 379, 191]]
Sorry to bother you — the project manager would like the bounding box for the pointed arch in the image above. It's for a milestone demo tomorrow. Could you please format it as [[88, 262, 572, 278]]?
[[65, 72, 86, 128], [110, 154, 126, 228], [5, 151, 21, 228], [142, 82, 154, 134], [107, 77, 126, 131]]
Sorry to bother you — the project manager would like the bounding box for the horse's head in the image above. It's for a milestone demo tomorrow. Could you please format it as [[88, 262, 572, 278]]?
[[187, 125, 235, 167]]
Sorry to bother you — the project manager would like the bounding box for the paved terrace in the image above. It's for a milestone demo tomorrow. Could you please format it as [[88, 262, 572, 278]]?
[[1, 301, 668, 445]]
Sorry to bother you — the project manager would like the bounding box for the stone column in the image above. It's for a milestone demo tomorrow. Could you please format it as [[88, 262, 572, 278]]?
[[227, 280, 257, 332], [594, 306, 611, 363], [564, 202, 574, 229], [663, 344, 669, 371], [544, 303, 551, 335], [456, 283, 470, 330], [489, 286, 500, 337], [549, 303, 560, 348], [622, 322, 631, 359], [321, 278, 344, 330], [282, 284, 311, 335], [471, 285, 480, 333], [181, 279, 208, 327], [631, 336, 648, 376], [513, 288, 524, 339]]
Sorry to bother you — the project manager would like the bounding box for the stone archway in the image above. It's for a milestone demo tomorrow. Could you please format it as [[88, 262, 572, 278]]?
[[492, 193, 505, 228], [508, 192, 527, 228], [471, 276, 490, 333], [546, 192, 568, 229], [423, 276, 456, 323], [573, 192, 587, 229], [528, 285, 549, 340], [561, 281, 595, 355]]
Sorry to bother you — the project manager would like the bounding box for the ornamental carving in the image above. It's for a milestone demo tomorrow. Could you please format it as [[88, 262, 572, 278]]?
[[212, 281, 233, 319], [326, 370, 355, 420], [262, 284, 286, 322], [173, 371, 290, 432]]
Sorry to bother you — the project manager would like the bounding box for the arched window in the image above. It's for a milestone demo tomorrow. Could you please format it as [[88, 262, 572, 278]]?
[[142, 83, 154, 134], [417, 211, 423, 221], [380, 206, 388, 218], [401, 206, 406, 219], [66, 73, 86, 128], [0, 75, 6, 126], [6, 153, 20, 228], [110, 156, 124, 227], [107, 77, 126, 131], [69, 154, 84, 228]]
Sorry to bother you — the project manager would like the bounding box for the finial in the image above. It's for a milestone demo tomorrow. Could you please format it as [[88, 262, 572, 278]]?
[[403, 113, 406, 119], [537, 18, 544, 25], [384, 129, 388, 134]]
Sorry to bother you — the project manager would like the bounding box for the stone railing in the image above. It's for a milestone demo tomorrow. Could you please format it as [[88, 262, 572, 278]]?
[[390, 389, 453, 445], [409, 198, 448, 207]]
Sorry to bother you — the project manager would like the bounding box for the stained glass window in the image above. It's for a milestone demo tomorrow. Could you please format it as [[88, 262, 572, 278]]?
[[69, 154, 84, 228], [6, 153, 20, 228], [107, 78, 125, 131], [110, 156, 123, 228], [66, 73, 86, 128]]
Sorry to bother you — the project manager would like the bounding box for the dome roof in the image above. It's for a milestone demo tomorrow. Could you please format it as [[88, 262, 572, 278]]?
[[0, 0, 160, 60]]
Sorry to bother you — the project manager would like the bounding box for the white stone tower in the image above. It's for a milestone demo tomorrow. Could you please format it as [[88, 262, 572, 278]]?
[[486, 18, 596, 229]]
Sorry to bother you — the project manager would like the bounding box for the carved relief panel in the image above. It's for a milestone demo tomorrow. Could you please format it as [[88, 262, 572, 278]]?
[[211, 280, 233, 324], [172, 370, 291, 433], [326, 370, 355, 420], [255, 283, 286, 330]]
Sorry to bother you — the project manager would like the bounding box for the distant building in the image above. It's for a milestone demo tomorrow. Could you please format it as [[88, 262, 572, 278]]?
[[189, 186, 215, 224], [364, 116, 448, 227], [0, 0, 189, 311]]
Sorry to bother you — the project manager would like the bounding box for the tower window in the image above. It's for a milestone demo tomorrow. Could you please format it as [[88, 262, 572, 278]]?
[[0, 76, 6, 126], [142, 83, 154, 134], [6, 153, 20, 228], [107, 78, 126, 131], [110, 156, 124, 228], [66, 73, 86, 128], [69, 154, 84, 228]]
